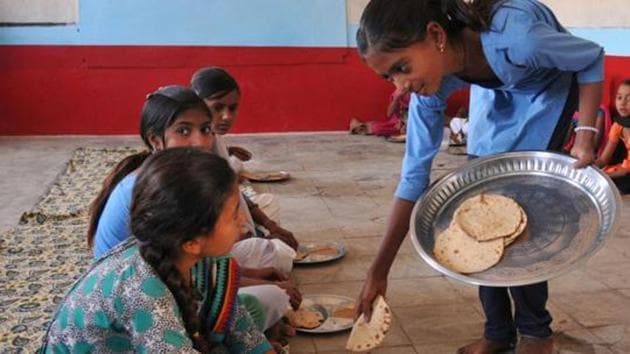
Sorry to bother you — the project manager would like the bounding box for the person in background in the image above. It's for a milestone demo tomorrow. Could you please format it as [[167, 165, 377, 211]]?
[[191, 67, 298, 250], [349, 87, 411, 142], [596, 79, 630, 190]]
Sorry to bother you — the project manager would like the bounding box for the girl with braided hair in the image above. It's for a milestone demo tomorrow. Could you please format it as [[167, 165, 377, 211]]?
[[354, 0, 604, 353], [42, 148, 274, 353]]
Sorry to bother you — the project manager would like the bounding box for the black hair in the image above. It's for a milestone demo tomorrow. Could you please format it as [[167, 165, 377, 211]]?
[[190, 67, 240, 100], [131, 147, 237, 351], [356, 0, 496, 56], [87, 85, 211, 248]]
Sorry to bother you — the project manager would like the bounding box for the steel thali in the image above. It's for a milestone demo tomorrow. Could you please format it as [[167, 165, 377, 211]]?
[[411, 151, 622, 287]]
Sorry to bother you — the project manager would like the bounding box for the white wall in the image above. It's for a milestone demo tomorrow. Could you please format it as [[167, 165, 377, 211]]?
[[0, 0, 77, 24], [542, 0, 630, 27]]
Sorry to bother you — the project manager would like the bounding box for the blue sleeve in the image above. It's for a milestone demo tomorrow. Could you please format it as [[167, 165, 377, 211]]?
[[395, 76, 468, 202], [505, 15, 604, 83], [92, 174, 136, 258]]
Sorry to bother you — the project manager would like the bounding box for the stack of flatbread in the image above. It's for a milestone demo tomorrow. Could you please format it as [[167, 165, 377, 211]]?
[[346, 295, 391, 352], [434, 193, 527, 274]]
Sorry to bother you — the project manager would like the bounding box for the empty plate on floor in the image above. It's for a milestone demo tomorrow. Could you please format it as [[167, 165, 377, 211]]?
[[294, 294, 355, 334], [242, 170, 291, 182], [294, 241, 346, 264]]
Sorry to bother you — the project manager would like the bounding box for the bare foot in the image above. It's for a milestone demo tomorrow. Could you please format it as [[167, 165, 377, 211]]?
[[457, 338, 514, 354], [516, 337, 554, 354], [349, 118, 369, 135]]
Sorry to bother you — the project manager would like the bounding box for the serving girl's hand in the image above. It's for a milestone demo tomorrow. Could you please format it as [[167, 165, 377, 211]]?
[[571, 131, 596, 168]]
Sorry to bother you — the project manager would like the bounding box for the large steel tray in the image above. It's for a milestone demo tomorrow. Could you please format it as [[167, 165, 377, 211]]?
[[411, 151, 622, 287]]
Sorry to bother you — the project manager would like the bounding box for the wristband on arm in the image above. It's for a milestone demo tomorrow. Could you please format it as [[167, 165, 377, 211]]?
[[574, 126, 599, 134]]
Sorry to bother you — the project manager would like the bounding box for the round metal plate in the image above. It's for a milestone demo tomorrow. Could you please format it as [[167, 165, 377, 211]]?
[[242, 170, 290, 182], [411, 151, 622, 287], [293, 241, 347, 265], [295, 294, 355, 334]]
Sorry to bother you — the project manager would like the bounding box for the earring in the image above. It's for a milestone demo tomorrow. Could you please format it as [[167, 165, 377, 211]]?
[[439, 44, 445, 53]]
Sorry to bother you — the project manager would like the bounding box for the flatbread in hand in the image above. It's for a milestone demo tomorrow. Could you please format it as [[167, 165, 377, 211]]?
[[454, 194, 522, 241], [434, 222, 504, 274], [346, 295, 391, 352]]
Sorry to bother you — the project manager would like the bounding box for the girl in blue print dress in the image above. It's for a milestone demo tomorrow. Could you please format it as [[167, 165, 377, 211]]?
[[41, 148, 274, 353]]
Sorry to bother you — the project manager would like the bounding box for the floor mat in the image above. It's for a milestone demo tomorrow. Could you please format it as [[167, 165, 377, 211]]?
[[0, 147, 140, 353]]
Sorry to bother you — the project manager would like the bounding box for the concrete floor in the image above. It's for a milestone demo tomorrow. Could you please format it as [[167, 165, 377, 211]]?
[[1, 134, 629, 353]]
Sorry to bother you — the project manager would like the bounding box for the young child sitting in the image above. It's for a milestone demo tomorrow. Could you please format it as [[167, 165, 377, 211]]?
[[596, 79, 630, 187], [191, 67, 298, 250], [349, 88, 411, 142], [42, 148, 273, 353]]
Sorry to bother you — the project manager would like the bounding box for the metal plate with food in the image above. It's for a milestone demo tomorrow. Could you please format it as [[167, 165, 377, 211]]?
[[411, 151, 621, 287], [291, 294, 355, 334], [241, 170, 291, 182], [293, 241, 346, 264]]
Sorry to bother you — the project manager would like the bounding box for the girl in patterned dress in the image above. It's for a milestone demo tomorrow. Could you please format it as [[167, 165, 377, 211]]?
[[41, 148, 274, 353]]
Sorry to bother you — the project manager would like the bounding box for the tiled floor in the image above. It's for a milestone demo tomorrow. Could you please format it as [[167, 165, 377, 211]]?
[[1, 133, 629, 353]]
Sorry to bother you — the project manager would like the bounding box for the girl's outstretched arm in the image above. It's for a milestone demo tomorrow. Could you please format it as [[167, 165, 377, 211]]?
[[355, 197, 414, 321], [595, 139, 619, 168]]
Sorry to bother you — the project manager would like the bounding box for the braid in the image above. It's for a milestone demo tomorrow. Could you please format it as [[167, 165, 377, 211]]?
[[139, 244, 213, 352]]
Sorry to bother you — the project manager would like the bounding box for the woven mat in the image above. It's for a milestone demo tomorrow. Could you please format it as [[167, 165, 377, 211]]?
[[0, 147, 141, 353]]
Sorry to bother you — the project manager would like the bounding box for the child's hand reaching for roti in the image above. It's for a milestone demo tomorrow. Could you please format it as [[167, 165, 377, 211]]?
[[266, 223, 299, 250], [355, 271, 387, 322], [277, 280, 303, 310]]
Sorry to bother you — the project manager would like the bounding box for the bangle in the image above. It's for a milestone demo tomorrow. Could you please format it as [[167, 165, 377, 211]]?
[[574, 126, 599, 134]]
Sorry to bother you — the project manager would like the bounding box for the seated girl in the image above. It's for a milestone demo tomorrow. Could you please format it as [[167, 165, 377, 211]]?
[[87, 85, 300, 348], [190, 67, 297, 250], [596, 79, 630, 192], [41, 148, 273, 353]]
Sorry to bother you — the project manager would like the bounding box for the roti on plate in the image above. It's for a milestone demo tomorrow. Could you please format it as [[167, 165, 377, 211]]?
[[454, 193, 523, 241], [434, 222, 505, 274], [286, 308, 325, 329], [346, 295, 391, 352], [503, 207, 528, 246]]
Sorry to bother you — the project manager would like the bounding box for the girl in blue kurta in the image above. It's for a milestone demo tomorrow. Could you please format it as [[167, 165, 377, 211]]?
[[354, 1, 603, 353], [41, 148, 273, 353]]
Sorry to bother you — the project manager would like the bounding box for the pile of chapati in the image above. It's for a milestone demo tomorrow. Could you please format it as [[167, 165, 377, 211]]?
[[434, 193, 528, 273]]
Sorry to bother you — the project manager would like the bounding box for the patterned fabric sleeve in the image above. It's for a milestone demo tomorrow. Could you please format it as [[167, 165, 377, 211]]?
[[222, 302, 273, 354], [118, 257, 200, 353]]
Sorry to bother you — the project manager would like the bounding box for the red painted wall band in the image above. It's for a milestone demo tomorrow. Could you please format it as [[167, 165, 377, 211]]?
[[0, 45, 625, 135]]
